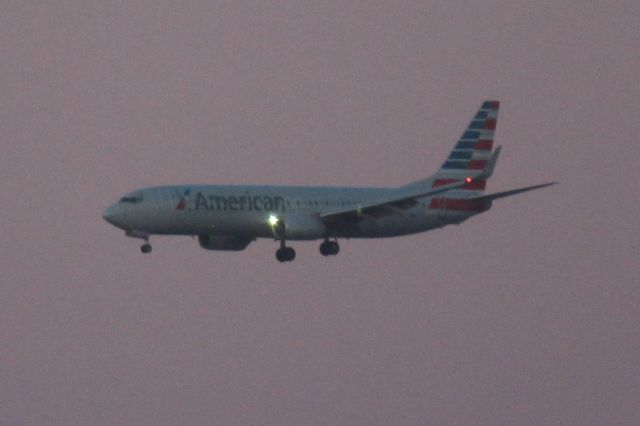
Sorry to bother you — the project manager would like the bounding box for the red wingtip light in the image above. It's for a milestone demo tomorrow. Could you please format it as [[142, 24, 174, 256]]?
[[465, 177, 472, 183]]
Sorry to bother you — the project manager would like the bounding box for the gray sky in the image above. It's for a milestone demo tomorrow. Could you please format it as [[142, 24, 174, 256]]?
[[2, 1, 639, 425]]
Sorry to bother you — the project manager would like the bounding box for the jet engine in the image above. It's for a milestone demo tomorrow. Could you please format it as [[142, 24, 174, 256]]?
[[198, 234, 253, 251]]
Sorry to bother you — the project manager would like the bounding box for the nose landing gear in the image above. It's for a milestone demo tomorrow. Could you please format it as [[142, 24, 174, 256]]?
[[125, 230, 152, 254], [319, 239, 339, 256]]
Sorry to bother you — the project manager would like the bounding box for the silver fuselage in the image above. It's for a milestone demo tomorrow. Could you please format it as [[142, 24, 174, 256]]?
[[103, 184, 478, 241]]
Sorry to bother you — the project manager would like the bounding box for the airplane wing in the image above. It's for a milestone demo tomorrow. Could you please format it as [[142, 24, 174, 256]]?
[[320, 179, 470, 222], [467, 182, 557, 203], [321, 180, 556, 224]]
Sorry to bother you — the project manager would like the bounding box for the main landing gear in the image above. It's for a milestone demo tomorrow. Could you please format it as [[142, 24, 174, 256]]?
[[275, 239, 340, 262], [275, 241, 296, 262], [319, 239, 339, 256]]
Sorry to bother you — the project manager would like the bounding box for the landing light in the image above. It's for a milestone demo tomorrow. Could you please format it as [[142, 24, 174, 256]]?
[[268, 214, 279, 226]]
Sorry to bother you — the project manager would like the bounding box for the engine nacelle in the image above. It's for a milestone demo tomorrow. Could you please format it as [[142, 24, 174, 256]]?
[[272, 214, 326, 240], [198, 234, 252, 251]]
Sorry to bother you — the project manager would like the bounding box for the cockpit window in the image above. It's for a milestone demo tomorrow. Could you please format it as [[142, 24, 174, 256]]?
[[119, 195, 143, 204]]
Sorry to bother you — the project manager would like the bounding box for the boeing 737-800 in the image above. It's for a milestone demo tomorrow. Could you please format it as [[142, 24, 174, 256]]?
[[103, 101, 554, 262]]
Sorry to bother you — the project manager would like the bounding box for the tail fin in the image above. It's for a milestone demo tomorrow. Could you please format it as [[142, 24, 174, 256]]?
[[395, 101, 555, 212], [402, 101, 501, 194], [437, 100, 499, 177]]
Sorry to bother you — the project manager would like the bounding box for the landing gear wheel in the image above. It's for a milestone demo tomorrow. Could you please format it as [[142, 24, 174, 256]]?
[[329, 241, 339, 255], [141, 243, 152, 254], [276, 246, 296, 262], [319, 240, 331, 256], [319, 240, 339, 256], [284, 247, 296, 261]]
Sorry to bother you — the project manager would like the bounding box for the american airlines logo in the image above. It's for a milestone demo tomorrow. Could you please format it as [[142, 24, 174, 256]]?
[[175, 189, 191, 210]]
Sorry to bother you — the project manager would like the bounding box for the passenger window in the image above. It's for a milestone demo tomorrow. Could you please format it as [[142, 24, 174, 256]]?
[[120, 196, 142, 203]]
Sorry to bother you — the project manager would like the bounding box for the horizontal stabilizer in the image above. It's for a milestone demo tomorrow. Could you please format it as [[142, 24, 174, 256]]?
[[469, 182, 557, 203]]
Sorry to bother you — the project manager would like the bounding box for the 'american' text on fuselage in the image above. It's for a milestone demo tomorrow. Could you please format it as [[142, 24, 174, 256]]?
[[194, 192, 286, 212]]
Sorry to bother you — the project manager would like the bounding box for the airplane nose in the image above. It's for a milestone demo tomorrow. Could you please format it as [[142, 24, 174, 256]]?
[[102, 205, 124, 227], [102, 206, 115, 224]]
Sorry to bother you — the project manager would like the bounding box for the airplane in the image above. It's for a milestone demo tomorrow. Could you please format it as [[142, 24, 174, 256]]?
[[103, 101, 555, 262]]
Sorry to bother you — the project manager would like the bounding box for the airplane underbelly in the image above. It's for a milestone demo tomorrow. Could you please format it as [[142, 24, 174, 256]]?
[[345, 208, 470, 238], [191, 211, 272, 237], [146, 210, 267, 236], [343, 212, 426, 238]]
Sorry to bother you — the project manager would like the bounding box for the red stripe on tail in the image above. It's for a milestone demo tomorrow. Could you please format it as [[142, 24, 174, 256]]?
[[475, 140, 493, 150], [484, 118, 497, 130], [468, 160, 487, 170]]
